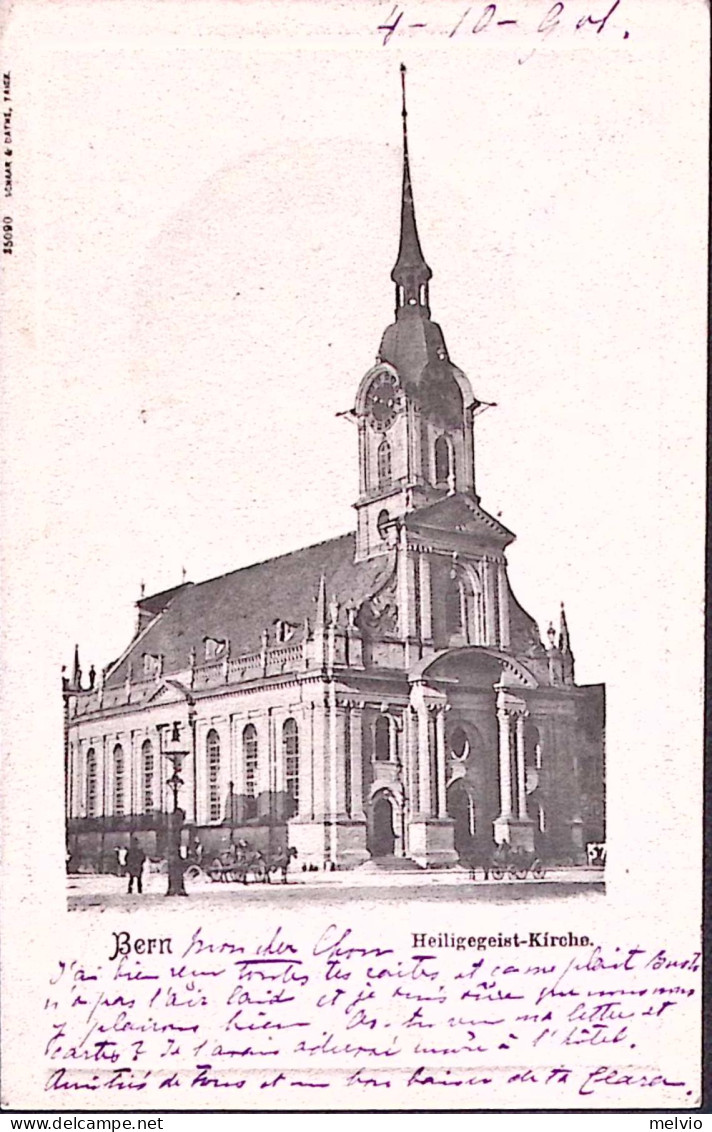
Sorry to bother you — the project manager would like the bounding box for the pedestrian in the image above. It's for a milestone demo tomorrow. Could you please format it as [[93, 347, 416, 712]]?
[[126, 838, 146, 894]]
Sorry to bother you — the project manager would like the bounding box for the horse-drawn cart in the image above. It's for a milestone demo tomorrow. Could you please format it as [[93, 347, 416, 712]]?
[[185, 842, 297, 885]]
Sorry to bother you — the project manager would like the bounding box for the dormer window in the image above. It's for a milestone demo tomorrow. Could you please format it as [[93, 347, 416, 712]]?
[[275, 620, 297, 643], [204, 637, 227, 661], [143, 653, 162, 678]]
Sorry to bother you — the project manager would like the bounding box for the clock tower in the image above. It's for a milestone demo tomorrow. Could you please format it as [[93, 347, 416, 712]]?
[[353, 65, 481, 562]]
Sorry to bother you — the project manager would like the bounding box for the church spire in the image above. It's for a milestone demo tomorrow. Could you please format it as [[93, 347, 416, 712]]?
[[391, 64, 432, 315]]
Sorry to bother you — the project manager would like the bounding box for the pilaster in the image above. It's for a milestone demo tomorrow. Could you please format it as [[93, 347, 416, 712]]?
[[497, 561, 511, 650]]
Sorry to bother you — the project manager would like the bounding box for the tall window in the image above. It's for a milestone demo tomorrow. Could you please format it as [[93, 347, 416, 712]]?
[[445, 574, 464, 636], [113, 744, 125, 815], [435, 435, 451, 485], [243, 724, 258, 818], [86, 747, 97, 817], [206, 729, 221, 823], [283, 718, 299, 811], [377, 509, 390, 540], [374, 716, 390, 762], [377, 439, 392, 487], [141, 739, 154, 812]]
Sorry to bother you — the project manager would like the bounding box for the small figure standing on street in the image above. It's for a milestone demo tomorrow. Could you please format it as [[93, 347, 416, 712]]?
[[126, 838, 146, 894], [115, 845, 128, 875]]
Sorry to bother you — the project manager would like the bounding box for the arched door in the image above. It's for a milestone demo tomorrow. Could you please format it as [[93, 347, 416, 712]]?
[[447, 779, 477, 860], [371, 792, 395, 857]]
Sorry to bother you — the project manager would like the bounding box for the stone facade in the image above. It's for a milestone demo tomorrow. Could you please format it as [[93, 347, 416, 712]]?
[[63, 74, 605, 873]]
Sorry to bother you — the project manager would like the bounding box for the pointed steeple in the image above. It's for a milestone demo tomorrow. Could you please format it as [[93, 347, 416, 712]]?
[[391, 64, 432, 315]]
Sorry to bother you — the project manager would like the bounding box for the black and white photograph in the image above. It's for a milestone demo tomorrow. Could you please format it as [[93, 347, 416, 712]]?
[[62, 62, 606, 909], [0, 0, 706, 1113]]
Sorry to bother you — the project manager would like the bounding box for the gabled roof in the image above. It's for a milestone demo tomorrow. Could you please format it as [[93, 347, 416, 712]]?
[[404, 494, 516, 547], [105, 533, 390, 687]]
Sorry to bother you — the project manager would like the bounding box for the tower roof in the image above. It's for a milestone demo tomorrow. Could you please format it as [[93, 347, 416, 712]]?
[[390, 65, 432, 292]]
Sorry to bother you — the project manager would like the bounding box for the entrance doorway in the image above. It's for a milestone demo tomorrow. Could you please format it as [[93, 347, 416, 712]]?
[[447, 779, 477, 860], [371, 792, 396, 857]]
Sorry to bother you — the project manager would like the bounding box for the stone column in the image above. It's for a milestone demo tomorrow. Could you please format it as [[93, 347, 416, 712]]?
[[310, 696, 328, 820], [515, 711, 528, 820], [496, 705, 513, 820], [405, 706, 418, 817], [229, 715, 241, 798], [190, 722, 201, 825], [304, 702, 315, 820], [333, 705, 348, 817], [483, 558, 497, 647], [435, 707, 447, 818], [70, 741, 80, 818], [419, 553, 433, 642], [417, 700, 433, 817], [100, 735, 108, 818], [349, 705, 365, 820], [128, 730, 136, 818]]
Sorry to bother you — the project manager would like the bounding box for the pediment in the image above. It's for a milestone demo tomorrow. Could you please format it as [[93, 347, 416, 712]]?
[[144, 681, 189, 706], [405, 495, 515, 546]]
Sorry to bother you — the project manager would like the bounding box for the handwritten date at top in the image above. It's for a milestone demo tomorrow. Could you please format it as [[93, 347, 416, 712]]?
[[377, 0, 628, 49]]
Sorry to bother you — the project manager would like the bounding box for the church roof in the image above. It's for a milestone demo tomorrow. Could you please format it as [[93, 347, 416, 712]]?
[[105, 534, 390, 687]]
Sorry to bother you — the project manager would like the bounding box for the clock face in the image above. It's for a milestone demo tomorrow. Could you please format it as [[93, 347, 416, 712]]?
[[366, 372, 401, 431]]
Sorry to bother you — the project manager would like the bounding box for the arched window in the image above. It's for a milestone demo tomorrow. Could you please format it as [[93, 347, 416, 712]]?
[[445, 573, 464, 636], [283, 718, 299, 810], [141, 739, 154, 812], [243, 724, 258, 818], [435, 435, 451, 485], [206, 729, 221, 823], [377, 509, 390, 540], [377, 439, 392, 487], [86, 747, 97, 817], [113, 744, 125, 815], [374, 715, 391, 762]]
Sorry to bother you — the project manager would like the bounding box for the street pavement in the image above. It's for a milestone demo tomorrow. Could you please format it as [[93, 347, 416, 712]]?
[[67, 865, 604, 909]]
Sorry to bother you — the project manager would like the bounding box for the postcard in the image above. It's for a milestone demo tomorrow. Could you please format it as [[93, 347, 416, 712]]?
[[0, 0, 707, 1113]]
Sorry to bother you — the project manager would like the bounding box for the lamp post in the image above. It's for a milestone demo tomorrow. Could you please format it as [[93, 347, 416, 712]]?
[[163, 721, 188, 897]]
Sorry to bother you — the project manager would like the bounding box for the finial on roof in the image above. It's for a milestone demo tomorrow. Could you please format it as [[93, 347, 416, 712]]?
[[559, 601, 571, 653], [315, 574, 327, 629], [391, 64, 432, 313], [72, 644, 82, 690], [181, 565, 187, 583], [546, 622, 556, 649], [140, 580, 145, 599]]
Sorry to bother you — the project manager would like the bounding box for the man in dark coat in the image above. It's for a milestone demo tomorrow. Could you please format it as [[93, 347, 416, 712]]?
[[126, 839, 146, 894]]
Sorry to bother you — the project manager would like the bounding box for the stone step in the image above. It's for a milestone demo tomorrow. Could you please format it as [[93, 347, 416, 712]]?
[[357, 855, 423, 872]]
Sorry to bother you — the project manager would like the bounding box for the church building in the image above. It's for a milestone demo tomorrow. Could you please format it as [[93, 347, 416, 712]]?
[[64, 70, 605, 872]]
